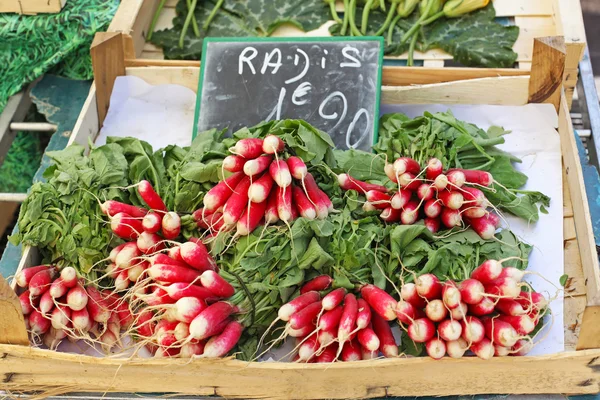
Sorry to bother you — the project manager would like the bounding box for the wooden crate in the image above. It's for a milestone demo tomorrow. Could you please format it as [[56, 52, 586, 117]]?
[[107, 0, 587, 106], [0, 0, 66, 14], [0, 33, 599, 398]]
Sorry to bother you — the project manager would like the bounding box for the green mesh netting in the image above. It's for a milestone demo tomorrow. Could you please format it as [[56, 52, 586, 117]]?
[[0, 0, 119, 115]]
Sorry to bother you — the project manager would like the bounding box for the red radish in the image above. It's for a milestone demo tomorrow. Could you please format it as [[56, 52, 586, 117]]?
[[162, 283, 216, 302], [51, 305, 71, 330], [415, 274, 442, 300], [459, 279, 485, 304], [483, 318, 519, 347], [462, 206, 486, 219], [196, 211, 225, 232], [16, 265, 51, 288], [223, 155, 246, 172], [408, 318, 435, 343], [499, 267, 525, 282], [461, 316, 485, 344], [448, 169, 493, 187], [417, 183, 435, 201], [495, 344, 510, 356], [322, 288, 346, 310], [390, 190, 412, 210], [203, 320, 243, 357], [400, 200, 420, 225], [338, 173, 388, 193], [318, 306, 344, 331], [66, 284, 88, 311], [426, 158, 443, 180], [101, 200, 147, 218], [450, 301, 468, 320], [180, 341, 205, 357], [291, 185, 317, 219], [49, 277, 68, 299], [485, 277, 520, 298], [395, 301, 416, 324], [180, 241, 217, 272], [220, 176, 252, 226], [167, 246, 183, 261], [365, 190, 391, 209], [516, 291, 547, 311], [447, 170, 466, 188], [144, 287, 177, 306], [424, 217, 441, 233], [237, 199, 267, 236], [487, 212, 501, 228], [469, 297, 496, 316], [380, 206, 401, 222], [154, 346, 179, 358], [286, 156, 308, 180], [102, 291, 133, 328], [289, 324, 316, 338], [496, 299, 525, 316], [363, 201, 376, 213], [511, 339, 533, 356], [289, 302, 322, 330], [270, 160, 292, 188], [356, 298, 372, 329], [136, 309, 156, 338], [438, 190, 464, 210], [446, 338, 468, 358], [338, 293, 358, 343], [200, 271, 235, 298], [161, 212, 180, 240], [498, 314, 535, 335], [278, 291, 320, 321], [425, 299, 448, 322], [385, 162, 397, 183], [371, 313, 397, 357], [137, 232, 165, 255], [262, 134, 285, 154], [29, 268, 57, 296], [461, 187, 487, 207], [398, 173, 421, 191], [466, 214, 497, 240], [471, 337, 495, 359], [357, 327, 380, 351], [72, 307, 90, 331], [115, 242, 141, 270], [148, 264, 202, 284], [301, 275, 333, 294], [172, 297, 207, 324], [360, 284, 397, 321], [426, 338, 446, 359], [230, 138, 264, 158], [316, 345, 337, 363], [276, 185, 295, 222], [39, 290, 54, 316], [204, 172, 245, 211], [438, 319, 462, 341], [29, 309, 50, 334], [248, 173, 274, 204], [264, 189, 280, 224], [110, 212, 144, 240], [244, 155, 273, 176], [434, 174, 449, 190], [424, 199, 442, 218], [302, 173, 332, 218], [156, 319, 178, 347], [142, 211, 163, 234], [189, 301, 236, 340], [341, 339, 362, 361], [442, 281, 461, 309], [400, 283, 426, 308], [138, 180, 167, 212], [393, 157, 420, 176], [441, 208, 462, 228], [297, 336, 319, 362], [60, 266, 77, 288], [86, 287, 110, 323], [19, 290, 33, 315], [150, 253, 188, 268]]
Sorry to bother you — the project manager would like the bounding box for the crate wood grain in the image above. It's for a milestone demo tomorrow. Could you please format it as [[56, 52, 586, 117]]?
[[0, 35, 598, 398], [107, 0, 586, 106], [0, 0, 65, 14]]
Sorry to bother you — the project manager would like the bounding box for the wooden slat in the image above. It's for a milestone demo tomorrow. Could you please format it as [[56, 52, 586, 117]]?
[[108, 0, 161, 57], [527, 37, 565, 110], [577, 306, 600, 350], [564, 217, 576, 241], [494, 0, 554, 16], [155, 6, 176, 31], [0, 90, 32, 167], [564, 239, 587, 297], [0, 0, 64, 14], [563, 168, 574, 217], [126, 66, 200, 91], [564, 294, 587, 350], [68, 85, 99, 149], [0, 344, 600, 397], [0, 276, 29, 346]]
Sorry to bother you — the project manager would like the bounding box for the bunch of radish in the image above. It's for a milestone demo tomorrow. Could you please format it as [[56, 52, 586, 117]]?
[[397, 260, 546, 359], [15, 265, 133, 351], [194, 136, 333, 237], [117, 238, 242, 358], [266, 275, 399, 362], [339, 156, 502, 239]]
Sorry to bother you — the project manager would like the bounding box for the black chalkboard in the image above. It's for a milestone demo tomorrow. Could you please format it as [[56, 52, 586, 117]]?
[[194, 37, 384, 151]]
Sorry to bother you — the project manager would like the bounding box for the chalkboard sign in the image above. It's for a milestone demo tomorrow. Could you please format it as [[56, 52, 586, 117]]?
[[194, 37, 384, 151]]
